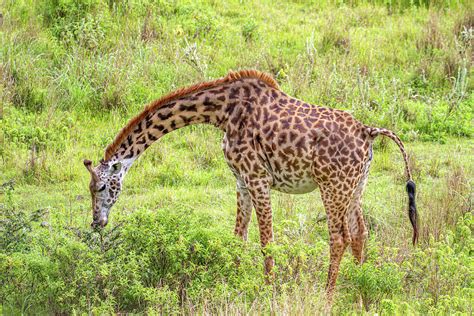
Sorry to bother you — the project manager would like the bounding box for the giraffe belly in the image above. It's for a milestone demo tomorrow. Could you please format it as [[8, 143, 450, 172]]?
[[270, 174, 318, 194]]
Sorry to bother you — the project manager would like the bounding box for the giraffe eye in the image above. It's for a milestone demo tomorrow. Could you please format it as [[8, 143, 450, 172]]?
[[97, 184, 106, 192]]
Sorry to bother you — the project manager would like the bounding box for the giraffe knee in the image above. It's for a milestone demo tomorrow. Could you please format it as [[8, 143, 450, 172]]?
[[330, 232, 350, 250], [357, 225, 368, 241], [344, 233, 352, 245], [351, 229, 367, 246], [358, 218, 368, 238]]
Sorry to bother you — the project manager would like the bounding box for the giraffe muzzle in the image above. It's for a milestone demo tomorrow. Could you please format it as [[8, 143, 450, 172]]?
[[91, 212, 109, 228], [98, 216, 108, 228]]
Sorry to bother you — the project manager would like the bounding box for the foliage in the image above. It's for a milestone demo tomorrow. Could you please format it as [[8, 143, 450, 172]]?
[[1, 0, 472, 139], [241, 19, 259, 42], [38, 0, 112, 49], [0, 190, 472, 314]]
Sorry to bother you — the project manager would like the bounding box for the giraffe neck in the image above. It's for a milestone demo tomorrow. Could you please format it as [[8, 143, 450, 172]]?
[[106, 79, 262, 166]]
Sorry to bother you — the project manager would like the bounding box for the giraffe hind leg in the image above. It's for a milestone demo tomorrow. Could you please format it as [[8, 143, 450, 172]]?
[[349, 198, 368, 312], [234, 184, 252, 241], [349, 154, 371, 264], [348, 199, 367, 264], [348, 184, 368, 264], [320, 186, 353, 305]]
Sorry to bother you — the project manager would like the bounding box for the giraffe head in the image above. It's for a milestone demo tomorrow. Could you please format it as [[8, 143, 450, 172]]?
[[83, 159, 124, 228]]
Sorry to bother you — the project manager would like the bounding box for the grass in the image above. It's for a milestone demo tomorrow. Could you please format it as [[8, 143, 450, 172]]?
[[0, 0, 473, 314]]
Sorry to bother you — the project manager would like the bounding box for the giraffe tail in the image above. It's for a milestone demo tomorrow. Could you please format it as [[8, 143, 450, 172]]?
[[366, 127, 419, 245]]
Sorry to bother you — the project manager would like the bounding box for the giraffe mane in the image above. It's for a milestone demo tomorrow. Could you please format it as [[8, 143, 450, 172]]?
[[104, 69, 280, 160]]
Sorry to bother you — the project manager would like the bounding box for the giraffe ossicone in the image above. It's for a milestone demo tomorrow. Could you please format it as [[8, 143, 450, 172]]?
[[84, 69, 418, 303]]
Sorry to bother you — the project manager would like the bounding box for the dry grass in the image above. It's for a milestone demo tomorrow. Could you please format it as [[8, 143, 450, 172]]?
[[420, 164, 471, 243], [417, 12, 444, 53], [184, 287, 327, 316], [453, 10, 474, 41]]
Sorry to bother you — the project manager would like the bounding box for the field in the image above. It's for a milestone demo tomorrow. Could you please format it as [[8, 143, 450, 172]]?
[[0, 0, 473, 314]]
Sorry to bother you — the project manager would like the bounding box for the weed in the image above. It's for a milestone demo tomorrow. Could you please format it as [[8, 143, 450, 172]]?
[[182, 39, 207, 78], [241, 19, 258, 42], [417, 12, 444, 53], [320, 16, 350, 54], [0, 187, 48, 253], [420, 164, 471, 242], [426, 158, 441, 178], [38, 0, 110, 49], [140, 10, 159, 42]]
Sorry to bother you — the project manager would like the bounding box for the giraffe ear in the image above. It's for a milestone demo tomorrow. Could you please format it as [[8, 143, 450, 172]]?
[[109, 162, 122, 175], [84, 159, 100, 182]]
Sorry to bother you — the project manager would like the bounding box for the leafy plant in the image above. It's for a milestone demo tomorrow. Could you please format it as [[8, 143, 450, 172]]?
[[242, 19, 258, 42]]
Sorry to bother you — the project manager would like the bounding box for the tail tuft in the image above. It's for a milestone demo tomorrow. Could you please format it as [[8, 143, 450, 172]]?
[[406, 180, 418, 245]]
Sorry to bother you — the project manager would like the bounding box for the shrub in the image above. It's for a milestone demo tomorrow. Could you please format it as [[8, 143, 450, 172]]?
[[341, 245, 403, 310], [0, 206, 264, 313], [242, 19, 258, 42], [37, 0, 111, 49]]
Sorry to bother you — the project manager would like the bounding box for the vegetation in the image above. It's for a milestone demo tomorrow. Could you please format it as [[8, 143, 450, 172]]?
[[0, 0, 473, 314]]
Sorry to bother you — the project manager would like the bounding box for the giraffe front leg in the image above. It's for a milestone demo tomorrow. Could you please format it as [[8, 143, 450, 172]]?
[[234, 183, 252, 241], [245, 178, 274, 278]]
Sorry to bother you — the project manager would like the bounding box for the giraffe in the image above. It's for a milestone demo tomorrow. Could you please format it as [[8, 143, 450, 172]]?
[[84, 70, 418, 303]]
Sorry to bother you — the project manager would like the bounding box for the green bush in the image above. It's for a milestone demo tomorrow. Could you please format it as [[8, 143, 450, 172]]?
[[0, 189, 34, 253], [242, 19, 259, 42], [38, 0, 111, 49], [2, 107, 72, 152], [0, 206, 265, 313], [340, 242, 403, 310], [0, 201, 472, 314]]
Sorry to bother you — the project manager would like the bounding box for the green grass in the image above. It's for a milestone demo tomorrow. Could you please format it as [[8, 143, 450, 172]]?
[[1, 0, 473, 314]]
